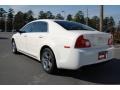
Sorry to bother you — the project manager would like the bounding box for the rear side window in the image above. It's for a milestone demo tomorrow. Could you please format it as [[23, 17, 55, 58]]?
[[55, 21, 95, 31], [32, 22, 48, 32]]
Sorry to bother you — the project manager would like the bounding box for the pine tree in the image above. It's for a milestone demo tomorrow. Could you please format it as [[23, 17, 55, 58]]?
[[66, 14, 73, 21]]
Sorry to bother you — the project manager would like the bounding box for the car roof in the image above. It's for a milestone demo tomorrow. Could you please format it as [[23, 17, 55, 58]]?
[[30, 19, 66, 23]]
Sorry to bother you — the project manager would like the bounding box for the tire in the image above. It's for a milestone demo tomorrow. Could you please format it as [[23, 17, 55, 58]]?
[[41, 48, 57, 74], [12, 40, 18, 54]]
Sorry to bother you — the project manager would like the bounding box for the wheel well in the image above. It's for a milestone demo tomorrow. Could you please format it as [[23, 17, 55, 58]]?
[[12, 38, 14, 42], [40, 45, 57, 68], [11, 38, 15, 43], [40, 45, 52, 59], [40, 45, 56, 60]]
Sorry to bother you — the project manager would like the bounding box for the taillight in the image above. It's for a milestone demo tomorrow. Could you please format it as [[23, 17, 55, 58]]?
[[75, 35, 91, 48], [108, 36, 113, 46]]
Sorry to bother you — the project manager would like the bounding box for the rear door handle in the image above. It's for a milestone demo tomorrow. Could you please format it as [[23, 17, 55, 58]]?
[[24, 35, 27, 37], [39, 36, 43, 38]]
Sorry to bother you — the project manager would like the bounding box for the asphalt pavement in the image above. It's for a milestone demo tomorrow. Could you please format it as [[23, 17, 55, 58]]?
[[0, 32, 120, 85]]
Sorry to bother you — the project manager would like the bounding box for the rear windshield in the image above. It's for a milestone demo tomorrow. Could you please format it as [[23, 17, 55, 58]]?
[[55, 21, 96, 31]]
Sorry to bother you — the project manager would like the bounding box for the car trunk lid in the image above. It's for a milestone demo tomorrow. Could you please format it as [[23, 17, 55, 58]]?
[[70, 30, 111, 48]]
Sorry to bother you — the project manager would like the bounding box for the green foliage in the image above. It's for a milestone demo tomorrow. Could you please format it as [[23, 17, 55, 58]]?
[[14, 10, 34, 31], [55, 13, 64, 20], [38, 11, 55, 19], [7, 8, 14, 32], [0, 8, 6, 31], [0, 8, 6, 17], [22, 10, 34, 23], [38, 11, 47, 19], [74, 11, 85, 24], [8, 8, 14, 19], [66, 14, 73, 21], [89, 16, 99, 30], [14, 11, 25, 31], [103, 16, 115, 32], [46, 11, 55, 19], [109, 16, 115, 26]]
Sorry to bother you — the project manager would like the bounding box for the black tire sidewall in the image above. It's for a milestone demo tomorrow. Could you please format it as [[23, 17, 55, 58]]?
[[12, 41, 17, 54], [41, 48, 57, 74]]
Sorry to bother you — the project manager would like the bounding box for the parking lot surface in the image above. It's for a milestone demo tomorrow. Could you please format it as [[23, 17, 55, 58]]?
[[0, 32, 120, 85]]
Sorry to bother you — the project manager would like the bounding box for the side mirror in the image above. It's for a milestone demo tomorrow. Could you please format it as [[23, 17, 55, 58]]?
[[18, 30, 26, 34]]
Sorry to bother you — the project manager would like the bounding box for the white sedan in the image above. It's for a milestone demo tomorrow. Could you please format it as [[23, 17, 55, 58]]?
[[11, 19, 113, 74]]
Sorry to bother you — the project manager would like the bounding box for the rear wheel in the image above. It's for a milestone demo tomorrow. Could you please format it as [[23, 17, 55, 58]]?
[[12, 40, 18, 54], [41, 48, 57, 74]]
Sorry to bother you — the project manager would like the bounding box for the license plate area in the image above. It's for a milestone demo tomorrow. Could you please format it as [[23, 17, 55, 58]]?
[[98, 51, 108, 60]]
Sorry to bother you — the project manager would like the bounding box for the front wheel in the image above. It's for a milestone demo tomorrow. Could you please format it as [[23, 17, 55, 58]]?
[[41, 48, 57, 74], [12, 40, 18, 54]]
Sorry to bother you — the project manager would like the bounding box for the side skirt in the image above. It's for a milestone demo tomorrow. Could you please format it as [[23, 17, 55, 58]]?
[[17, 49, 39, 61]]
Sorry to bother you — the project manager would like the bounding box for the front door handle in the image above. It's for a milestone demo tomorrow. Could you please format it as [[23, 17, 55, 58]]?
[[24, 35, 27, 37]]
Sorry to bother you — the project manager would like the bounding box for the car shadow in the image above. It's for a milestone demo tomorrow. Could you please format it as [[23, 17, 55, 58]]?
[[15, 51, 120, 84], [54, 59, 120, 84]]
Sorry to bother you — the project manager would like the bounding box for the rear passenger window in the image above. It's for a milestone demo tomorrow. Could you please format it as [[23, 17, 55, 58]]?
[[32, 22, 48, 32]]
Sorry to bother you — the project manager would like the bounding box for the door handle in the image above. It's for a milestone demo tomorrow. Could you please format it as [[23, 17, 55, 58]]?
[[39, 36, 43, 38], [24, 35, 27, 37]]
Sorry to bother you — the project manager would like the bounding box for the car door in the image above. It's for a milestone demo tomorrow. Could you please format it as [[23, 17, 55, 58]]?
[[26, 21, 48, 57], [18, 23, 32, 52]]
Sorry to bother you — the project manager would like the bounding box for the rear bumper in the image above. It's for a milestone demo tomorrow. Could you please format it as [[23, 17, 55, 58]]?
[[58, 46, 113, 70]]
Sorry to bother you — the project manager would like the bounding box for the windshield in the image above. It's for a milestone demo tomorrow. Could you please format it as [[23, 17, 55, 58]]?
[[55, 21, 96, 31]]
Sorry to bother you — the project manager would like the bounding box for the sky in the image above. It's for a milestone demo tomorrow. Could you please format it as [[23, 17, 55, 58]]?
[[0, 5, 120, 24]]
